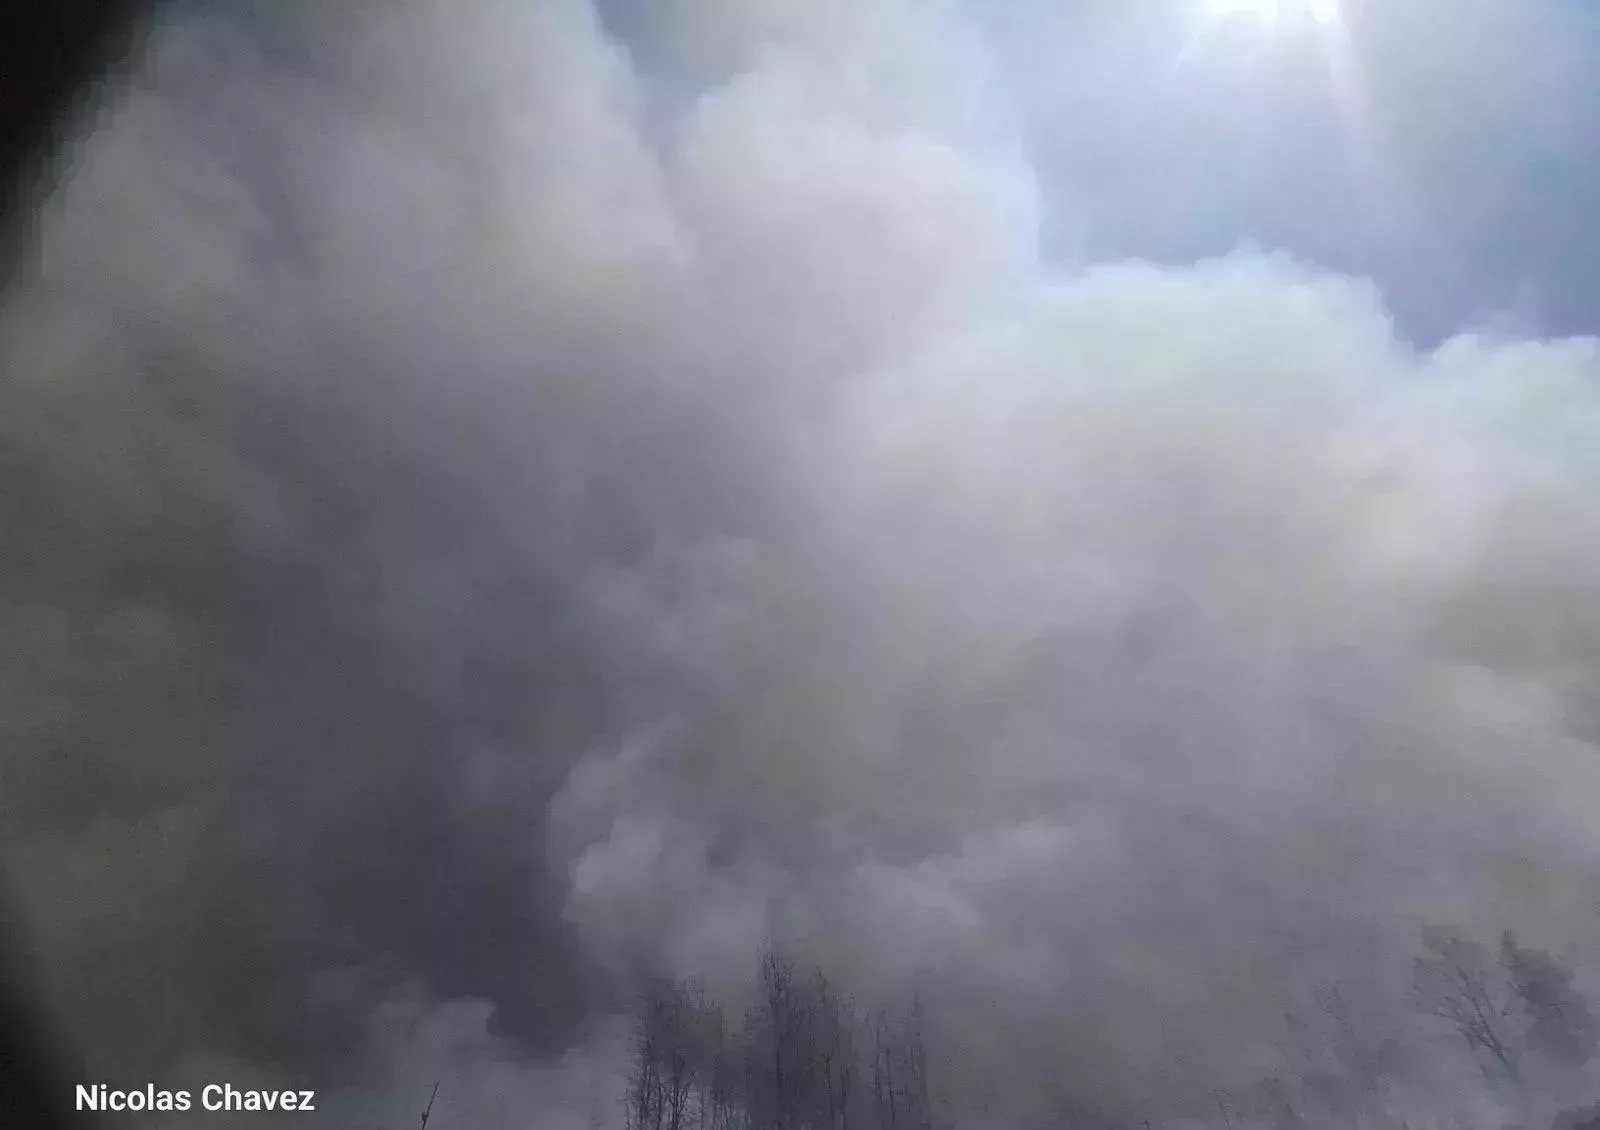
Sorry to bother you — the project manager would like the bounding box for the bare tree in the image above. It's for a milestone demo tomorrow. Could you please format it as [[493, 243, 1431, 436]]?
[[628, 976, 730, 1130], [626, 947, 939, 1130], [866, 997, 934, 1130], [629, 984, 664, 1130], [1413, 926, 1521, 1083], [1500, 931, 1600, 1075], [800, 970, 858, 1130], [745, 947, 802, 1130], [420, 1081, 439, 1130], [870, 1007, 898, 1130], [899, 995, 932, 1130]]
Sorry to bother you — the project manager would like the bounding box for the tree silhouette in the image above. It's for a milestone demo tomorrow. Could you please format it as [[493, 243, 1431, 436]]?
[[1501, 931, 1600, 1074], [625, 947, 936, 1130], [1413, 926, 1520, 1083]]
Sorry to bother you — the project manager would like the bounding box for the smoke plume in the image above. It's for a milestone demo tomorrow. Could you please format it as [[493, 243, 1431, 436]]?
[[5, 1, 1600, 1126]]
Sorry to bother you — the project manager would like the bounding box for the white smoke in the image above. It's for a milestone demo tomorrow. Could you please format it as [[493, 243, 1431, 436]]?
[[5, 1, 1600, 1127]]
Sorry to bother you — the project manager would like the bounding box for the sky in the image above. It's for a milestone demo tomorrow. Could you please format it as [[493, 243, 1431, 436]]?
[[4, 1, 1600, 1128], [604, 0, 1600, 342], [972, 0, 1600, 343]]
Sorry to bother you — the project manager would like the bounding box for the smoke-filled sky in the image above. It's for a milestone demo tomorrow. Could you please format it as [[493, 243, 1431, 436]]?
[[5, 0, 1600, 1127]]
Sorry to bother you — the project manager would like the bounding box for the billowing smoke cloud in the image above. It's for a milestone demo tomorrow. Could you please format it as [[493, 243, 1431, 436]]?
[[6, 1, 1600, 1127]]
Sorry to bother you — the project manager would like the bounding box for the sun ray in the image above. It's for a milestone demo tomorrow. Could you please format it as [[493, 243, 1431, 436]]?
[[1209, 0, 1281, 16], [1203, 0, 1344, 30]]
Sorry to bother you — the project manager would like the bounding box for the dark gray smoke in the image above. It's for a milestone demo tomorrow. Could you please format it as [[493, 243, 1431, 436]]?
[[6, 1, 1600, 1127]]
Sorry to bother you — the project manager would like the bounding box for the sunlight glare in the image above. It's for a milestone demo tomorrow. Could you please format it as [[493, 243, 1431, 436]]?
[[1206, 0, 1343, 27], [1306, 0, 1343, 24], [1208, 0, 1281, 17]]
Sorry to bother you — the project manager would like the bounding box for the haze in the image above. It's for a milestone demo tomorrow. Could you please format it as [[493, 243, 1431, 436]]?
[[4, 1, 1600, 1127]]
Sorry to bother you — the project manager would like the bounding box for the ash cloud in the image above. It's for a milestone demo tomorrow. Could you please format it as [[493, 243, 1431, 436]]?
[[5, 1, 1600, 1127]]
